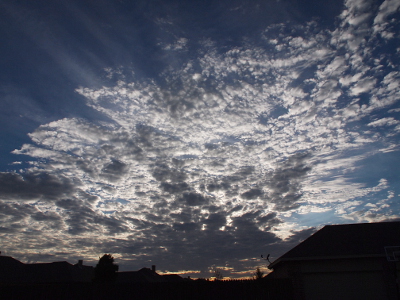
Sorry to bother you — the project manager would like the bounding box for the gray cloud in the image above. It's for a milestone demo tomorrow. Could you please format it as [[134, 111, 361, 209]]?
[[0, 201, 36, 223], [55, 198, 128, 235], [178, 192, 209, 206], [0, 201, 65, 235], [173, 222, 200, 232], [0, 172, 78, 201], [204, 213, 226, 230], [256, 212, 281, 229], [101, 211, 283, 275], [266, 153, 312, 211], [101, 159, 128, 182], [160, 182, 190, 194], [31, 211, 61, 222], [206, 182, 231, 192], [152, 162, 187, 183], [241, 188, 264, 200]]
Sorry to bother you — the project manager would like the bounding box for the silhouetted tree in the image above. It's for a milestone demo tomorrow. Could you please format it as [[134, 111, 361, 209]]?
[[93, 254, 119, 283], [253, 267, 264, 280]]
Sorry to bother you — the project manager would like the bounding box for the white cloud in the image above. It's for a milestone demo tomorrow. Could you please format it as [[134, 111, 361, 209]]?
[[373, 0, 400, 36], [367, 117, 400, 127], [374, 0, 400, 25], [161, 38, 189, 51], [350, 77, 377, 95]]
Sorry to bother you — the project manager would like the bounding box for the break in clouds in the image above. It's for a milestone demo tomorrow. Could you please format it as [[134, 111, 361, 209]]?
[[1, 0, 400, 277]]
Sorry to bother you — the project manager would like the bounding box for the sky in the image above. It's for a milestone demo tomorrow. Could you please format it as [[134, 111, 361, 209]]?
[[0, 0, 399, 279]]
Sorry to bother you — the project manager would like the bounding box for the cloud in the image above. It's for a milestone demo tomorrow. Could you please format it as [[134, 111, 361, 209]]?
[[160, 182, 190, 194], [178, 192, 209, 207], [241, 188, 263, 200], [349, 77, 377, 95], [374, 0, 400, 24], [264, 153, 312, 211], [152, 162, 187, 183], [367, 117, 399, 127], [161, 38, 188, 51], [101, 159, 128, 182], [373, 0, 400, 37], [0, 172, 78, 201]]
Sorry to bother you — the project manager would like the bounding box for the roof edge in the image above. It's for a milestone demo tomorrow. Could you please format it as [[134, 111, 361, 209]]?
[[268, 253, 386, 269]]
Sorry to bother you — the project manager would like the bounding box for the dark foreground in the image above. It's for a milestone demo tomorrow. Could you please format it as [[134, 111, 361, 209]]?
[[0, 279, 293, 300]]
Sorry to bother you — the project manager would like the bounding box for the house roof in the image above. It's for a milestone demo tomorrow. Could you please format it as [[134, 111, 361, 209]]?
[[0, 255, 24, 267], [117, 268, 166, 283], [161, 274, 186, 282], [0, 256, 94, 283], [117, 268, 186, 283], [269, 221, 400, 268], [24, 261, 74, 283], [0, 256, 25, 282]]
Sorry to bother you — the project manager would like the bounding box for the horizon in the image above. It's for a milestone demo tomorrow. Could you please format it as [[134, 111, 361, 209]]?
[[0, 251, 257, 279]]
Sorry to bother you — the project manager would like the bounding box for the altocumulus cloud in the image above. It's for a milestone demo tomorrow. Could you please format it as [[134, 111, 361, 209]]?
[[1, 0, 400, 278]]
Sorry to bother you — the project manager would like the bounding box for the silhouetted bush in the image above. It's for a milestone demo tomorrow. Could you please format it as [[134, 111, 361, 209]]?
[[93, 254, 119, 284]]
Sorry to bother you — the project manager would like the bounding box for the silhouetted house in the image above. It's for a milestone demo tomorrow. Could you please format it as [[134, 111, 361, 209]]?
[[0, 255, 25, 283], [161, 274, 186, 282], [267, 221, 400, 300], [117, 267, 165, 283], [0, 256, 185, 286], [116, 266, 185, 283], [0, 256, 94, 283]]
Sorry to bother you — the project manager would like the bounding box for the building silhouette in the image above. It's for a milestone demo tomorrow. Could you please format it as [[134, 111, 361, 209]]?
[[0, 256, 94, 284], [0, 255, 291, 299], [267, 221, 400, 300]]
